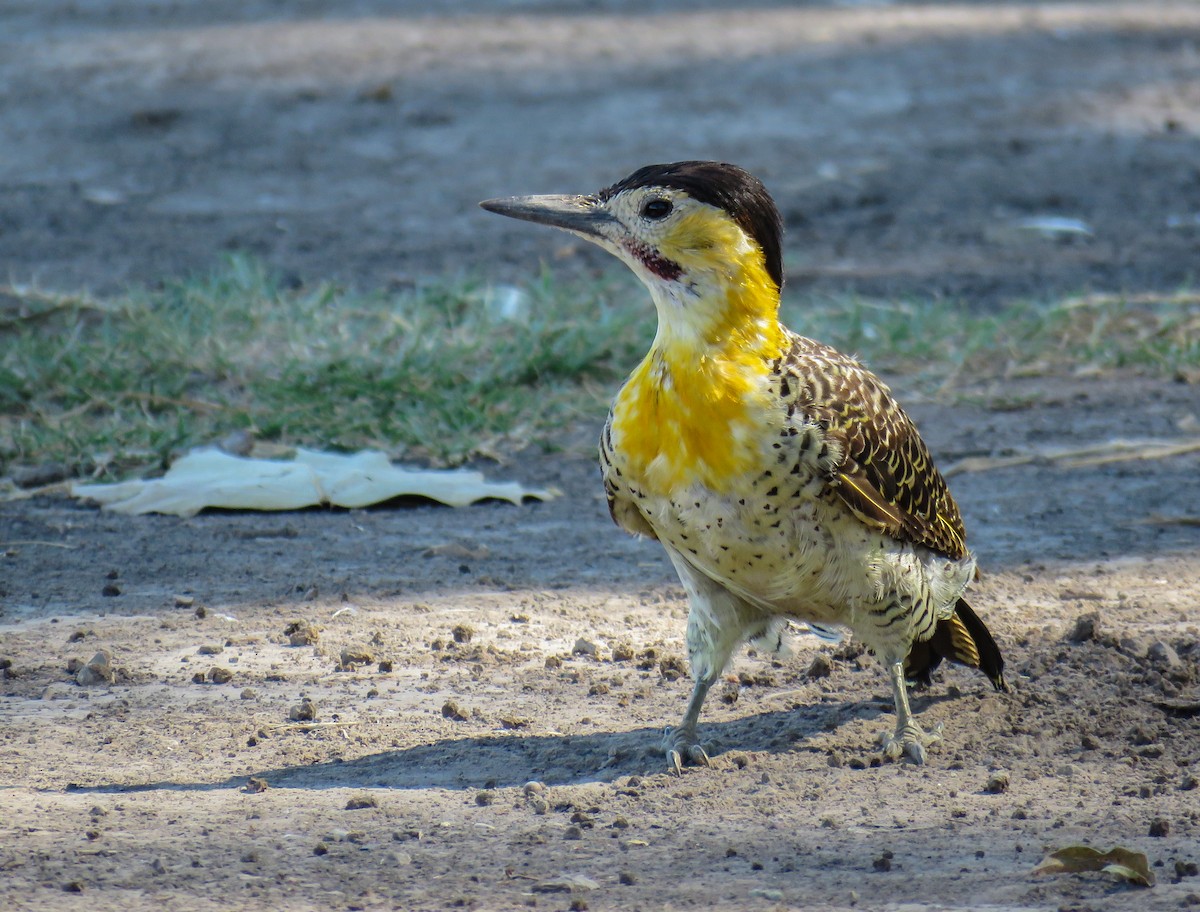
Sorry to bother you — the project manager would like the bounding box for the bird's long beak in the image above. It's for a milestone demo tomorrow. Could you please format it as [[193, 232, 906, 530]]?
[[479, 194, 615, 239]]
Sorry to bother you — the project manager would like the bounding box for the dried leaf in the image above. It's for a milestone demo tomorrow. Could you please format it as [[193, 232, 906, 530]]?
[[71, 447, 557, 516], [1032, 845, 1155, 887]]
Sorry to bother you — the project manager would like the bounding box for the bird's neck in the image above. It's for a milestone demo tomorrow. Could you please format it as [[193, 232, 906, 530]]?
[[611, 264, 787, 493]]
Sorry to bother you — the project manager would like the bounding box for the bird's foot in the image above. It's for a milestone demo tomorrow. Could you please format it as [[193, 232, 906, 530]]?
[[879, 720, 944, 764], [663, 725, 711, 774]]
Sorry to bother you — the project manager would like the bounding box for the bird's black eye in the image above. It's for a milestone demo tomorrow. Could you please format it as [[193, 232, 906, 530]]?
[[641, 197, 673, 220]]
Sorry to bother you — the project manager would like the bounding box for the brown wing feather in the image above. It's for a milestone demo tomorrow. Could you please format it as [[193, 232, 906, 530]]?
[[780, 332, 967, 560]]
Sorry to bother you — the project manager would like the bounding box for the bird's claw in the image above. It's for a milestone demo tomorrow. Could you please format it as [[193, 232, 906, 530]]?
[[879, 720, 943, 765], [663, 727, 711, 774]]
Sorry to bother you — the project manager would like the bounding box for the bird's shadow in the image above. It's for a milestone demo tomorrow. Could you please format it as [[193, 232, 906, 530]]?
[[60, 692, 964, 796]]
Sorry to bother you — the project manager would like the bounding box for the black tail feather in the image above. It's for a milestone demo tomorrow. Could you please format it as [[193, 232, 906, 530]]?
[[905, 598, 1008, 692]]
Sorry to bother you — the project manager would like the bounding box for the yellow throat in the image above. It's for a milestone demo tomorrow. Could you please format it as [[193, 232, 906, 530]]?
[[610, 209, 786, 494]]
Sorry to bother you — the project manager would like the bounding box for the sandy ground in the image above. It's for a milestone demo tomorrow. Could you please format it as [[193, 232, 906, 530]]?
[[3, 2, 1200, 911]]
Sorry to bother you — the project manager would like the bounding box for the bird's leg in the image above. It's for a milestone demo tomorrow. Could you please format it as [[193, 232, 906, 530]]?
[[664, 674, 715, 774], [879, 660, 943, 764]]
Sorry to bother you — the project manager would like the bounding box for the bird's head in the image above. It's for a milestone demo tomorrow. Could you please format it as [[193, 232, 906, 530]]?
[[481, 161, 785, 352]]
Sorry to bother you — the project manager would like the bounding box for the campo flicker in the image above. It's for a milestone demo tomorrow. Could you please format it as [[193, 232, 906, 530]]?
[[482, 161, 1007, 769]]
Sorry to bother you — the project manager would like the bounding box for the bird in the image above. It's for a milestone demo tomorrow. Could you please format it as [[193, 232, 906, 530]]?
[[480, 161, 1007, 770]]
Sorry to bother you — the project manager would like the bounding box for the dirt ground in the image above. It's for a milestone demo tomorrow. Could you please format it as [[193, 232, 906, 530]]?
[[2, 2, 1200, 911]]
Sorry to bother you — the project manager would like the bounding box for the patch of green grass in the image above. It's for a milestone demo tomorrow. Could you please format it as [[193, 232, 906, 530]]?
[[0, 257, 652, 477], [2, 257, 1196, 480]]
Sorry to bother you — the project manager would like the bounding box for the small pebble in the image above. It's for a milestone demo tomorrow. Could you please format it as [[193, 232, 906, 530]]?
[[339, 648, 373, 670], [441, 700, 468, 722], [208, 667, 233, 684], [284, 620, 319, 646], [1149, 818, 1170, 837], [806, 653, 834, 679], [985, 771, 1010, 794], [289, 699, 318, 722], [345, 795, 378, 810], [76, 650, 113, 686]]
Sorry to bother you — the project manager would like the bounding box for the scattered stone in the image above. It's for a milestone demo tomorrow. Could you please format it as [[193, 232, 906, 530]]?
[[191, 672, 206, 684], [618, 871, 637, 885], [523, 781, 546, 796], [572, 638, 599, 657], [208, 667, 233, 684], [312, 843, 328, 856], [101, 582, 121, 597], [1176, 861, 1200, 880], [570, 900, 588, 911], [719, 680, 740, 704], [197, 644, 223, 655], [377, 660, 394, 673], [451, 624, 474, 644], [339, 648, 373, 670], [76, 650, 113, 686], [67, 629, 93, 643], [985, 771, 1010, 794], [173, 594, 195, 608], [611, 643, 635, 662], [545, 655, 563, 669], [806, 653, 834, 679], [563, 825, 583, 840], [659, 655, 688, 682], [1067, 612, 1101, 643], [345, 795, 379, 810], [194, 605, 207, 619], [873, 850, 894, 872], [1181, 775, 1199, 792], [588, 682, 610, 696], [441, 700, 468, 722], [284, 620, 320, 646], [288, 699, 318, 722], [240, 688, 257, 700], [1149, 818, 1171, 837], [500, 716, 530, 729], [243, 777, 269, 793], [62, 881, 84, 893], [1148, 640, 1182, 668]]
